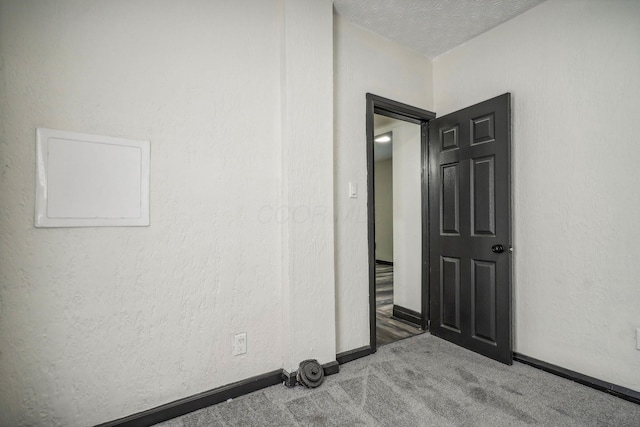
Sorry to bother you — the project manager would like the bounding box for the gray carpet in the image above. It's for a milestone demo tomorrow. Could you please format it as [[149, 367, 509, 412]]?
[[157, 333, 640, 426]]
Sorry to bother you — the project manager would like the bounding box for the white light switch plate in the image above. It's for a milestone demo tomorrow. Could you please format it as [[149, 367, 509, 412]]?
[[349, 182, 358, 198]]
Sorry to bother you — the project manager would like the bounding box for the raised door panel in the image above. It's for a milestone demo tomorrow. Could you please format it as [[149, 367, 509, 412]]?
[[471, 114, 495, 145], [441, 164, 460, 235], [440, 256, 461, 332], [471, 156, 496, 236], [471, 260, 497, 344], [441, 125, 459, 151]]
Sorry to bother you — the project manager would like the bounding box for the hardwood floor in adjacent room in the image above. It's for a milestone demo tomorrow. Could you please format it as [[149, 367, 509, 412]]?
[[375, 262, 424, 347]]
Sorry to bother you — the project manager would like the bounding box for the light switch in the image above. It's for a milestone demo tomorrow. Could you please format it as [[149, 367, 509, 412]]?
[[349, 182, 358, 199]]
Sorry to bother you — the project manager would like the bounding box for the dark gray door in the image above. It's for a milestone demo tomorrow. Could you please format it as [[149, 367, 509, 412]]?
[[428, 93, 512, 364]]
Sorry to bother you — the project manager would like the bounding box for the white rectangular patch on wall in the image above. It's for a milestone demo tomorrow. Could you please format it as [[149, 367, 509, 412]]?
[[35, 128, 150, 227]]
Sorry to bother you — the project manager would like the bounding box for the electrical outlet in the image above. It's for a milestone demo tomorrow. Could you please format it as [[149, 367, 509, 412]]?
[[233, 333, 247, 356]]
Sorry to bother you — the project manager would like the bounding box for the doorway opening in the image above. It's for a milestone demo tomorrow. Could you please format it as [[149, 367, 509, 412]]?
[[373, 114, 422, 346], [366, 94, 435, 351]]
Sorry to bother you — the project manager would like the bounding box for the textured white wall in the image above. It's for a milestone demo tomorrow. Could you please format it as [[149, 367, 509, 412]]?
[[374, 159, 393, 263], [0, 0, 334, 425], [391, 122, 422, 313], [434, 0, 640, 392], [334, 14, 432, 352], [279, 0, 335, 372]]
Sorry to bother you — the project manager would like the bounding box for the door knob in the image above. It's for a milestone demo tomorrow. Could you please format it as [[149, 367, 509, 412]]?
[[491, 244, 504, 253]]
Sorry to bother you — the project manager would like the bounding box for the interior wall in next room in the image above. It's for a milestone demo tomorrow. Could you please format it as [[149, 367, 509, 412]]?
[[390, 121, 422, 314]]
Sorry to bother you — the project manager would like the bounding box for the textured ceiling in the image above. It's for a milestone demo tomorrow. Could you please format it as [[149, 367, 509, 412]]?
[[333, 0, 546, 58]]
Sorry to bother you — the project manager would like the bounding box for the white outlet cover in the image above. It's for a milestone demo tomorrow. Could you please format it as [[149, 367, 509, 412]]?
[[233, 333, 247, 356]]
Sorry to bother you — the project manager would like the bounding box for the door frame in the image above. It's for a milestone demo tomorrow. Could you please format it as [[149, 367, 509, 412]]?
[[366, 93, 436, 351]]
